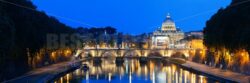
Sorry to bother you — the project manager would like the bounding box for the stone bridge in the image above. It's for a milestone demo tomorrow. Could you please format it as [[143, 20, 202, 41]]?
[[74, 48, 204, 58]]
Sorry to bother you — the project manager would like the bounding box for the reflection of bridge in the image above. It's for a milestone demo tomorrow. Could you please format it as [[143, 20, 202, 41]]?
[[75, 48, 202, 58]]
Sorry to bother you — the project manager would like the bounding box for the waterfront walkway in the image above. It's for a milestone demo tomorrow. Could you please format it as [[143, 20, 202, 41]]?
[[182, 61, 250, 83], [3, 60, 82, 83]]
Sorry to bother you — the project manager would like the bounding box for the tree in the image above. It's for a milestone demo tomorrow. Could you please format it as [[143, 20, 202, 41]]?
[[203, 0, 250, 73], [204, 0, 250, 51], [0, 0, 75, 81]]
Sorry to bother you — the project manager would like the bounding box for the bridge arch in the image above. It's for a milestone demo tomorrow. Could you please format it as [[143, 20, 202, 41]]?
[[147, 50, 163, 57], [80, 50, 94, 58], [123, 50, 140, 57], [170, 50, 189, 59], [100, 50, 117, 58]]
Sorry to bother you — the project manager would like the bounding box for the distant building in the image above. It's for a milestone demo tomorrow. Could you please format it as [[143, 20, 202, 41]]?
[[186, 31, 204, 39], [151, 14, 185, 49], [187, 39, 205, 49], [185, 31, 205, 49]]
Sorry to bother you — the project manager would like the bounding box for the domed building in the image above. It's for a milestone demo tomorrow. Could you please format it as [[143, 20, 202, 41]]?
[[162, 15, 176, 31], [151, 14, 185, 49]]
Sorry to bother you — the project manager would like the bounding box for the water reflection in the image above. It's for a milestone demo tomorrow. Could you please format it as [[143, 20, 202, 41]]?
[[54, 59, 222, 83]]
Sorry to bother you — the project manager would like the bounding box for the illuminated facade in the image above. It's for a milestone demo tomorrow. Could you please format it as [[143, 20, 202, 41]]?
[[152, 14, 184, 49]]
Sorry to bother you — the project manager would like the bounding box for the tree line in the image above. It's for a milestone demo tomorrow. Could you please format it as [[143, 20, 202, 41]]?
[[204, 0, 250, 51], [0, 0, 76, 81], [203, 0, 250, 74]]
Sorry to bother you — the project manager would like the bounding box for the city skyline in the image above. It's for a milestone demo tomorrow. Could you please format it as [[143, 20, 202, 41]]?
[[32, 0, 231, 35], [1, 0, 250, 82]]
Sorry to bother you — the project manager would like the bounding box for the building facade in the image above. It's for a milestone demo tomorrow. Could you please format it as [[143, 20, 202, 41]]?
[[151, 14, 185, 49]]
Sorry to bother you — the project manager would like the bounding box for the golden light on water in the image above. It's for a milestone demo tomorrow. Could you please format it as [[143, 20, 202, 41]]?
[[66, 74, 70, 83], [184, 70, 189, 83], [60, 77, 63, 83], [108, 73, 112, 82], [191, 73, 196, 83], [55, 59, 211, 83]]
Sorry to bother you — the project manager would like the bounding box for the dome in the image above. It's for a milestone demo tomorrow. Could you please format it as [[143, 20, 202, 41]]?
[[163, 15, 174, 24], [161, 14, 176, 31]]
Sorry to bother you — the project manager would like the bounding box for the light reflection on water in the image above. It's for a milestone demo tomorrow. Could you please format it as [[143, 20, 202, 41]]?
[[54, 58, 223, 83]]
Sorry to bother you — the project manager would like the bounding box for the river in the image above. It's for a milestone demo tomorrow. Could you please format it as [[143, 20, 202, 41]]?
[[53, 58, 232, 83]]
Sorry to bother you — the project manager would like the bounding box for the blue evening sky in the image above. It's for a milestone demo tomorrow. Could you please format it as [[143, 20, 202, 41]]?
[[32, 0, 231, 35]]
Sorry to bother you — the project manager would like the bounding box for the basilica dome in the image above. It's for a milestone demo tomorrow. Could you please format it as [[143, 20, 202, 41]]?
[[161, 14, 176, 31]]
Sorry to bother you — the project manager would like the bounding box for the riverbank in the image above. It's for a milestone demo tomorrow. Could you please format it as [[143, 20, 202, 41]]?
[[2, 60, 83, 83], [180, 60, 250, 83]]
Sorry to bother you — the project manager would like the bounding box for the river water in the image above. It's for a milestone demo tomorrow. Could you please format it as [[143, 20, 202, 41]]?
[[53, 58, 231, 83]]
